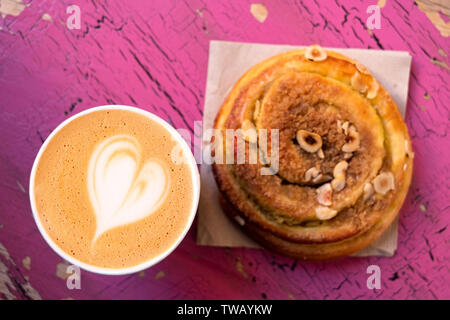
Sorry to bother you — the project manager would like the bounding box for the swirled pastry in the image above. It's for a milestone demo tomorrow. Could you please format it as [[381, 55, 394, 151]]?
[[212, 45, 413, 260]]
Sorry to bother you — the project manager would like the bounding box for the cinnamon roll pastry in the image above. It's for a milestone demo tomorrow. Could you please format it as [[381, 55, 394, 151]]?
[[212, 45, 413, 260]]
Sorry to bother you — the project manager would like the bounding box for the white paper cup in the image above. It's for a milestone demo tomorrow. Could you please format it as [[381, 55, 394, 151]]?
[[29, 105, 200, 275]]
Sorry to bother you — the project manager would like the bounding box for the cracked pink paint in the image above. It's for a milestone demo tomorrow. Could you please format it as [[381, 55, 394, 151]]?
[[0, 0, 448, 299]]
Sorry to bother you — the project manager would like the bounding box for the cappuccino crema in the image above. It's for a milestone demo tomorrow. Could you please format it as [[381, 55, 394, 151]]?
[[32, 108, 195, 269]]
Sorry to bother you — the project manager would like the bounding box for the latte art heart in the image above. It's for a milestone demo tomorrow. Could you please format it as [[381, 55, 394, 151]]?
[[87, 135, 169, 243], [33, 108, 197, 269]]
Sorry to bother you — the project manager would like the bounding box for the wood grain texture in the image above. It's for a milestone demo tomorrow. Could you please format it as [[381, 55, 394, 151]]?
[[0, 0, 448, 300]]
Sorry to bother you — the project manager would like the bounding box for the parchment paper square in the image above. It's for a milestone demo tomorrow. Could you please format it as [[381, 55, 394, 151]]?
[[197, 41, 412, 257]]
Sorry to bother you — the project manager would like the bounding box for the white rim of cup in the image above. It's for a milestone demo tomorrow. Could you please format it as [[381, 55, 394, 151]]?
[[29, 105, 200, 275]]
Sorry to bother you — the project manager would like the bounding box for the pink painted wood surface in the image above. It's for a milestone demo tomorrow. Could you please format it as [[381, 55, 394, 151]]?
[[0, 0, 448, 300]]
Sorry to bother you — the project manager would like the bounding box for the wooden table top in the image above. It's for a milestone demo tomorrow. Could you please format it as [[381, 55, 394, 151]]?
[[0, 0, 448, 299]]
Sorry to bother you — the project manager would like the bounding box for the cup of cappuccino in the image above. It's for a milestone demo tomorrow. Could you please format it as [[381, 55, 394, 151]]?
[[29, 105, 200, 275]]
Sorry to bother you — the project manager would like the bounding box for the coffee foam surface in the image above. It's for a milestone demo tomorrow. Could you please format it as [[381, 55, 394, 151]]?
[[33, 109, 194, 269]]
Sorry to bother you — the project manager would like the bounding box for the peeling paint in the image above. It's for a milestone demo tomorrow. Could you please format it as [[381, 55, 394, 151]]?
[[250, 4, 268, 23], [154, 270, 165, 280], [236, 257, 248, 279], [416, 0, 450, 37], [0, 243, 41, 300], [430, 57, 450, 70], [438, 49, 447, 57], [56, 261, 70, 280], [22, 256, 31, 270], [377, 0, 387, 8], [20, 281, 41, 299], [41, 13, 52, 22], [0, 0, 27, 19], [0, 242, 16, 299], [195, 8, 209, 34], [0, 260, 15, 299]]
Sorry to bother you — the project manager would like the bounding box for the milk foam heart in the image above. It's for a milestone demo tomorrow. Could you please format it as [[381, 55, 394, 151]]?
[[33, 108, 196, 270], [87, 134, 169, 243]]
